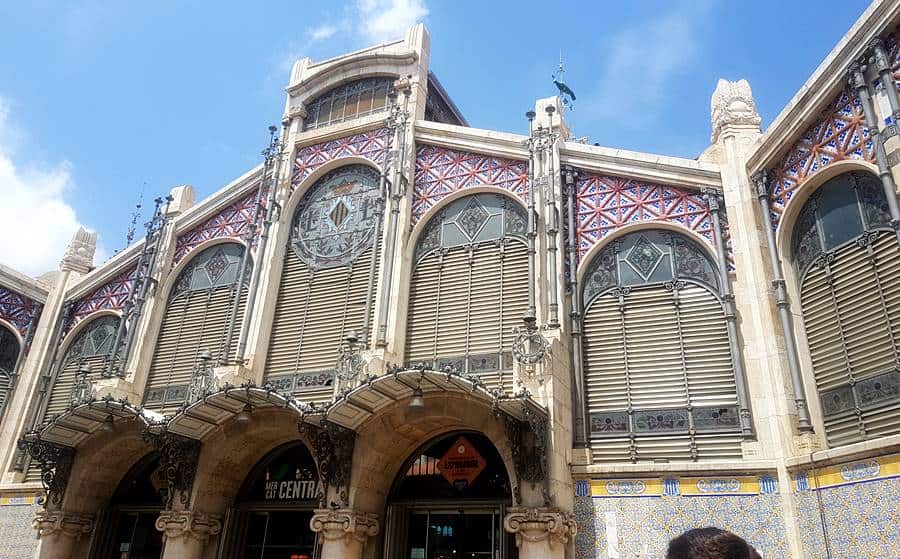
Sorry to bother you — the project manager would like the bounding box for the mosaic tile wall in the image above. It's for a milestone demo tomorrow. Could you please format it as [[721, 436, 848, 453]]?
[[291, 127, 390, 188], [0, 500, 40, 558], [573, 476, 788, 559], [0, 285, 43, 341], [67, 266, 136, 331], [791, 453, 900, 559], [174, 188, 259, 263]]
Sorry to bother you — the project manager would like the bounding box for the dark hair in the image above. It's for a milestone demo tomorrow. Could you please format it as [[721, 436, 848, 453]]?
[[666, 527, 762, 559]]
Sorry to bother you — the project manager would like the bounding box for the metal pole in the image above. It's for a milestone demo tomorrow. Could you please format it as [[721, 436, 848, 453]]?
[[524, 112, 538, 324], [361, 128, 394, 346], [544, 106, 560, 327], [753, 172, 813, 432], [869, 38, 900, 121], [849, 61, 900, 243], [376, 82, 410, 347], [564, 167, 589, 447], [236, 127, 285, 364], [704, 191, 754, 437]]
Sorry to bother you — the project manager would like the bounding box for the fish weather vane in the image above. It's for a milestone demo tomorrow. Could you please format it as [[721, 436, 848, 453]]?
[[552, 52, 576, 109]]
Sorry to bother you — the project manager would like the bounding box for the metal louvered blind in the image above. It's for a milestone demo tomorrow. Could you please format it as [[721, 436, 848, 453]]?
[[264, 246, 379, 403], [583, 284, 740, 463], [43, 354, 111, 420], [405, 241, 527, 394], [800, 231, 900, 446], [144, 285, 247, 413]]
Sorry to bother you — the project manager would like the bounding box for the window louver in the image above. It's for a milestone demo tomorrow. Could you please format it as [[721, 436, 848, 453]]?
[[263, 245, 379, 403], [583, 285, 741, 463], [801, 231, 900, 446], [405, 241, 527, 394]]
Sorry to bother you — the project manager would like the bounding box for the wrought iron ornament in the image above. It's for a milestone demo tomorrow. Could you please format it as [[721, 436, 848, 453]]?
[[143, 430, 201, 509], [17, 438, 74, 506], [298, 419, 356, 507]]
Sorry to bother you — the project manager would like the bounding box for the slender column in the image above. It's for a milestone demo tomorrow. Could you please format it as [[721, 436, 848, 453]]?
[[704, 190, 754, 437], [543, 106, 560, 327], [33, 510, 93, 559], [376, 81, 411, 347], [362, 117, 394, 345], [869, 38, 900, 121], [753, 172, 813, 432], [310, 508, 379, 559], [524, 112, 538, 325], [156, 510, 222, 559], [503, 507, 577, 559], [564, 168, 588, 447], [849, 61, 900, 242]]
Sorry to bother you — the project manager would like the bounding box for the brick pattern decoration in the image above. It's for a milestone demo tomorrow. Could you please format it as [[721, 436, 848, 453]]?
[[768, 86, 875, 229], [173, 189, 259, 264], [412, 144, 528, 226], [67, 266, 136, 331], [0, 286, 42, 340], [573, 171, 728, 262], [291, 127, 390, 190]]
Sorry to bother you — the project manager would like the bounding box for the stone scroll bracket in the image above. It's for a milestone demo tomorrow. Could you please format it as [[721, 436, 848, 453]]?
[[142, 429, 202, 510], [503, 507, 577, 550], [309, 508, 379, 544], [299, 418, 356, 508], [155, 510, 222, 543], [32, 509, 94, 541]]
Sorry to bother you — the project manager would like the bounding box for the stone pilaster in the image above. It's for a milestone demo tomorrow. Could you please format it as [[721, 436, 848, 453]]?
[[309, 508, 379, 559], [156, 510, 222, 559], [503, 507, 577, 559], [32, 510, 93, 559]]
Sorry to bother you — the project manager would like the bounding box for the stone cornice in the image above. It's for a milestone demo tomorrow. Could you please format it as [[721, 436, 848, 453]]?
[[171, 165, 264, 238], [0, 264, 48, 302], [560, 141, 723, 192], [63, 243, 142, 302], [286, 51, 417, 98], [414, 120, 530, 161], [746, 0, 900, 175], [784, 434, 900, 470], [571, 459, 778, 477]]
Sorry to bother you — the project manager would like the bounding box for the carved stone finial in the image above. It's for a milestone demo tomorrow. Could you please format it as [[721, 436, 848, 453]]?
[[60, 227, 97, 273], [155, 510, 222, 542], [503, 507, 578, 548], [33, 510, 94, 540], [309, 508, 379, 543], [710, 79, 762, 142]]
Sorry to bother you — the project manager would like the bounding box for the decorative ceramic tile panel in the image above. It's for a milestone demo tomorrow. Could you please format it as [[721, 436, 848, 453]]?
[[0, 286, 42, 340], [574, 475, 788, 559], [573, 172, 726, 262], [291, 127, 390, 189], [412, 144, 528, 226], [769, 86, 875, 229], [0, 499, 41, 559], [68, 266, 136, 330], [791, 453, 900, 559], [174, 190, 260, 263]]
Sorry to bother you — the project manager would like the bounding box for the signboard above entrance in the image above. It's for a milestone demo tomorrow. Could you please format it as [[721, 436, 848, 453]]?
[[438, 436, 487, 490]]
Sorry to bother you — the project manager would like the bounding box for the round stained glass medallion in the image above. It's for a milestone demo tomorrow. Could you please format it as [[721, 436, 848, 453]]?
[[291, 165, 382, 269]]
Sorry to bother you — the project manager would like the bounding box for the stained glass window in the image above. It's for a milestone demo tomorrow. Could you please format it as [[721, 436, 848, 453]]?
[[290, 165, 382, 269], [64, 315, 120, 364], [171, 243, 249, 299], [303, 77, 394, 131], [791, 171, 891, 277], [0, 325, 18, 374], [581, 230, 719, 308]]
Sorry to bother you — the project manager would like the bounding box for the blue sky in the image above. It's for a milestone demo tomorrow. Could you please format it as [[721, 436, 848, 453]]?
[[0, 0, 869, 276]]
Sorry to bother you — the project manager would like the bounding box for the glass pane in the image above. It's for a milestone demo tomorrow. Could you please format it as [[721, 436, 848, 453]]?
[[818, 177, 864, 250], [343, 92, 360, 119], [372, 86, 387, 111], [358, 89, 374, 114]]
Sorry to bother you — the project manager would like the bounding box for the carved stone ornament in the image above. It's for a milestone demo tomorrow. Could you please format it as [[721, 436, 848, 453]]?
[[710, 79, 762, 142], [503, 507, 577, 548], [155, 510, 222, 543], [17, 437, 75, 506], [309, 508, 379, 543], [142, 430, 201, 509], [33, 510, 94, 540], [60, 227, 98, 273]]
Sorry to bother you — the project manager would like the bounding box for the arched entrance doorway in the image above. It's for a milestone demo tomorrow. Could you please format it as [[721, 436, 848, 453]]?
[[88, 453, 165, 559], [384, 432, 517, 559], [218, 441, 321, 558]]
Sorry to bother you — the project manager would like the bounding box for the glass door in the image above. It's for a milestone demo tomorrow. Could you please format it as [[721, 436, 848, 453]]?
[[111, 510, 163, 559], [405, 510, 503, 559], [243, 510, 317, 559]]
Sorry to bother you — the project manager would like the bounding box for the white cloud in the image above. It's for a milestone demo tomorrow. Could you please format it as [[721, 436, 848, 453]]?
[[356, 0, 428, 43], [581, 3, 713, 128], [309, 24, 339, 41], [0, 99, 96, 277]]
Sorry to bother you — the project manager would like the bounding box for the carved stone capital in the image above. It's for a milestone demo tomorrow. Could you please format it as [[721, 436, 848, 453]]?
[[710, 79, 761, 142], [33, 510, 94, 540], [155, 510, 222, 543], [309, 508, 379, 544], [60, 227, 97, 273], [503, 507, 577, 548]]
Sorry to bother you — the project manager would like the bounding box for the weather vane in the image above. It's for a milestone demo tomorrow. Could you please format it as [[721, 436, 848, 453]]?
[[552, 51, 576, 110]]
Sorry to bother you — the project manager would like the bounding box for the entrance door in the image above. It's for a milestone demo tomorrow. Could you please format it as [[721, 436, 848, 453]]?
[[406, 510, 502, 559]]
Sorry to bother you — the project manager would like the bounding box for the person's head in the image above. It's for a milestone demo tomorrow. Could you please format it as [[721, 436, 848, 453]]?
[[666, 527, 762, 559]]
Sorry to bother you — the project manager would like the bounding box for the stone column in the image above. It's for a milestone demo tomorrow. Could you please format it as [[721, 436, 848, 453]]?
[[156, 509, 222, 559], [309, 508, 379, 559], [503, 507, 577, 559], [32, 509, 94, 559]]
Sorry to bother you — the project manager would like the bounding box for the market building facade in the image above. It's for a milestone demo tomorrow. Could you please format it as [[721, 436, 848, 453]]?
[[1, 3, 900, 557]]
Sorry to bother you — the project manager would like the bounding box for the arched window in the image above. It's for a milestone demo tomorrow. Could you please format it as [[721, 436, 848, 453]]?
[[0, 324, 21, 415], [581, 230, 740, 463], [303, 77, 394, 131], [405, 194, 528, 393], [144, 242, 250, 411], [265, 165, 382, 401], [42, 315, 120, 422], [791, 171, 900, 446]]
